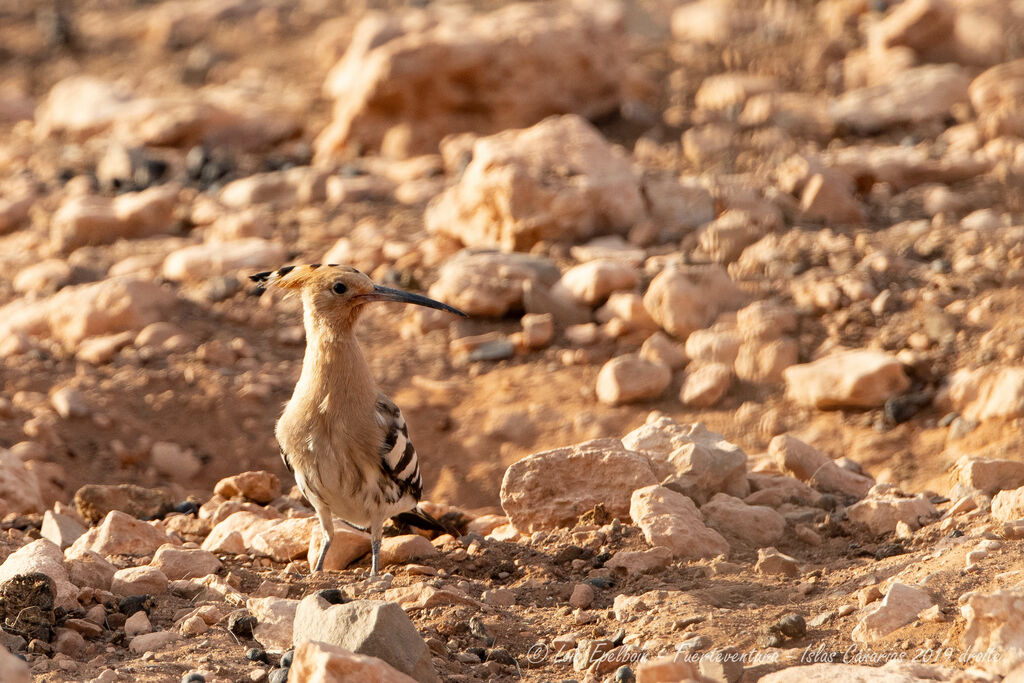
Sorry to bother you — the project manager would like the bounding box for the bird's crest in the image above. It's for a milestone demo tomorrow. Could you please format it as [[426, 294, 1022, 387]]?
[[249, 263, 360, 296]]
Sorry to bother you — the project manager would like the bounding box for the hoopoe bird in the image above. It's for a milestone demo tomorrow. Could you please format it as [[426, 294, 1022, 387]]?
[[250, 264, 466, 576]]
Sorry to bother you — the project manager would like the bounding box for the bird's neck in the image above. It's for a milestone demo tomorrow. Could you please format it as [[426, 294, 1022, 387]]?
[[298, 316, 378, 411]]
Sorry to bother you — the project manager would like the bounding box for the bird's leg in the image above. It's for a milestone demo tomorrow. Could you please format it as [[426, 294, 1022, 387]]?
[[370, 518, 383, 578], [313, 508, 334, 573]]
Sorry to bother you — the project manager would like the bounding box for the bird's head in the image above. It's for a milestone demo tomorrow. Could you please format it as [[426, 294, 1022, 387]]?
[[250, 264, 467, 331]]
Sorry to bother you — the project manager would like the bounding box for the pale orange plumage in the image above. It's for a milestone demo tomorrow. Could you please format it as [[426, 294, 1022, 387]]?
[[251, 264, 466, 575]]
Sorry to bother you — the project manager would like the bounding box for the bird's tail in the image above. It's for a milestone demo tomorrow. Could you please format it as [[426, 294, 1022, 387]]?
[[392, 506, 460, 537]]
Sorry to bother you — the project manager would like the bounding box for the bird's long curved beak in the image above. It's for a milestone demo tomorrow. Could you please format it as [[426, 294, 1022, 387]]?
[[362, 285, 468, 317]]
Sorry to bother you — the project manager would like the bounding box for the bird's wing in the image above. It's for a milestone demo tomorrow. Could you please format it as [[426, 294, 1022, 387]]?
[[374, 394, 423, 503]]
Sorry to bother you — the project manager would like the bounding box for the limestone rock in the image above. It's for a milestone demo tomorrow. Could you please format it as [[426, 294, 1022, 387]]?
[[13, 259, 71, 295], [247, 596, 299, 652], [852, 582, 934, 643], [219, 167, 329, 209], [0, 450, 44, 517], [128, 630, 180, 655], [754, 547, 801, 577], [635, 654, 701, 683], [870, 0, 954, 57], [829, 64, 971, 134], [251, 517, 316, 562], [500, 438, 658, 531], [202, 511, 280, 555], [936, 366, 1024, 422], [36, 75, 295, 150], [426, 115, 643, 251], [695, 72, 779, 112], [671, 0, 758, 45], [769, 434, 873, 499], [50, 387, 89, 419], [595, 354, 672, 406], [316, 2, 627, 159], [799, 172, 866, 224], [642, 176, 715, 233], [0, 278, 175, 352], [992, 486, 1024, 523], [293, 595, 439, 683], [643, 264, 745, 339], [383, 583, 482, 612], [846, 491, 937, 534], [684, 328, 741, 366], [961, 588, 1024, 675], [40, 511, 86, 550], [734, 338, 799, 384], [380, 535, 438, 567], [953, 457, 1024, 497], [68, 510, 175, 558], [111, 566, 168, 596], [214, 470, 281, 504], [701, 493, 785, 547], [124, 611, 152, 639], [552, 260, 638, 307], [150, 545, 222, 581], [761, 662, 954, 682], [698, 209, 769, 263], [518, 313, 554, 350], [65, 550, 115, 591], [34, 75, 140, 141], [163, 239, 287, 282], [51, 185, 178, 250], [290, 640, 419, 683], [736, 301, 798, 341], [74, 484, 173, 525], [970, 58, 1024, 140], [630, 485, 729, 560], [639, 332, 687, 370], [605, 547, 673, 575], [622, 417, 749, 504], [428, 250, 560, 317], [784, 350, 910, 409], [679, 363, 732, 408]]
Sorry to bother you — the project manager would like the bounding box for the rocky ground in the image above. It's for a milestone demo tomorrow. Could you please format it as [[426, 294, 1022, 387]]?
[[3, 0, 1024, 681]]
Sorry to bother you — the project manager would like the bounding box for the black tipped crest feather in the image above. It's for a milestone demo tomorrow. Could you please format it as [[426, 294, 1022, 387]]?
[[248, 270, 274, 297]]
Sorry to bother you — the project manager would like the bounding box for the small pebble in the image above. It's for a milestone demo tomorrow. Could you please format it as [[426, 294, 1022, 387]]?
[[778, 613, 807, 639], [615, 666, 637, 683], [246, 648, 268, 664], [280, 650, 294, 668], [268, 668, 288, 683], [181, 674, 205, 683]]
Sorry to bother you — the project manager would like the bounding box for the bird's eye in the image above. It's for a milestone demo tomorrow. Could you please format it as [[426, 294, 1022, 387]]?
[[332, 282, 348, 295]]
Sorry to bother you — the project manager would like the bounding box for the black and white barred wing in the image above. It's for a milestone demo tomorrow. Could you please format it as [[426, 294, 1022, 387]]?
[[375, 394, 423, 502]]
